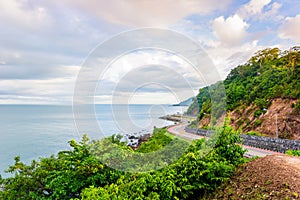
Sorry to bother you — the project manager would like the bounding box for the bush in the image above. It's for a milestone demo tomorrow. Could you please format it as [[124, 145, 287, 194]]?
[[286, 150, 300, 156], [0, 126, 246, 200], [253, 119, 263, 127], [246, 131, 261, 136], [136, 128, 172, 153], [237, 119, 244, 127], [0, 135, 125, 199], [79, 125, 246, 200], [254, 110, 263, 118], [254, 98, 271, 110]]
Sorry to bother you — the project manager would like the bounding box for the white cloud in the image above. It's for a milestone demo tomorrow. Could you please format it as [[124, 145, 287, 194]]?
[[0, 0, 297, 105], [0, 77, 77, 104], [263, 2, 282, 20], [212, 14, 249, 46], [279, 14, 300, 43], [237, 0, 282, 21], [204, 40, 259, 78], [0, 0, 51, 30], [61, 0, 232, 27], [93, 50, 205, 104], [204, 41, 292, 80], [0, 48, 81, 80], [237, 0, 272, 19]]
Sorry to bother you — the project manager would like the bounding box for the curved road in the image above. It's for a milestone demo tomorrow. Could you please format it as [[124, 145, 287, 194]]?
[[168, 123, 281, 157]]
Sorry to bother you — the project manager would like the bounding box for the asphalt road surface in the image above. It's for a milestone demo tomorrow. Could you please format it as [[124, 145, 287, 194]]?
[[167, 124, 280, 157]]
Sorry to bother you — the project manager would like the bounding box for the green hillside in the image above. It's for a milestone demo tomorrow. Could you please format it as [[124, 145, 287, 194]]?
[[187, 47, 300, 136]]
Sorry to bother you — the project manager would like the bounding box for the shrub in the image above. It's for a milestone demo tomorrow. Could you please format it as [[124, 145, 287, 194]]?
[[286, 150, 300, 156], [79, 125, 246, 200], [246, 131, 261, 136], [237, 119, 244, 127], [0, 126, 246, 200], [253, 119, 263, 127], [254, 98, 271, 110], [254, 110, 263, 118]]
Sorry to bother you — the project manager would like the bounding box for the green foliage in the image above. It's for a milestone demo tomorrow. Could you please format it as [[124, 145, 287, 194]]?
[[187, 47, 300, 127], [246, 131, 265, 137], [254, 98, 270, 110], [187, 81, 226, 127], [201, 124, 209, 130], [254, 110, 263, 118], [136, 128, 172, 153], [187, 86, 211, 120], [189, 120, 199, 128], [0, 127, 245, 200], [88, 129, 189, 173], [79, 125, 246, 200], [0, 135, 124, 199], [237, 119, 244, 127], [225, 48, 300, 110], [253, 119, 263, 127], [0, 127, 246, 200], [286, 150, 300, 156]]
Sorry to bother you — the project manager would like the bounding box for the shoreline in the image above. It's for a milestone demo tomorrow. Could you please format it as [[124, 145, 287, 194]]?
[[159, 114, 197, 123]]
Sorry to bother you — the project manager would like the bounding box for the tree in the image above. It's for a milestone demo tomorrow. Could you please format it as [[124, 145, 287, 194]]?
[[0, 135, 124, 199]]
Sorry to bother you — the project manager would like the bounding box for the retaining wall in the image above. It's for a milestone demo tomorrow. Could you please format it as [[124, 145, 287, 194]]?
[[184, 127, 300, 153]]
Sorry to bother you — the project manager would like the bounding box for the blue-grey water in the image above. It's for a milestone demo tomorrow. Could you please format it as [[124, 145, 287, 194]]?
[[0, 104, 186, 177]]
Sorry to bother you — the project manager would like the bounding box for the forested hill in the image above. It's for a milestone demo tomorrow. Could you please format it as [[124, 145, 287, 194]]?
[[187, 47, 300, 139]]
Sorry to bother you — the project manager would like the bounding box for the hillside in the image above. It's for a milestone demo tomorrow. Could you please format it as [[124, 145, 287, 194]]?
[[187, 47, 300, 139], [203, 155, 300, 199], [172, 97, 194, 106]]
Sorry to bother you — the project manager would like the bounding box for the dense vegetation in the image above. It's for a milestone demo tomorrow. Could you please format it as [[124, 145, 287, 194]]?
[[286, 150, 300, 156], [0, 135, 125, 199], [187, 47, 300, 122], [135, 129, 172, 153], [0, 126, 245, 199]]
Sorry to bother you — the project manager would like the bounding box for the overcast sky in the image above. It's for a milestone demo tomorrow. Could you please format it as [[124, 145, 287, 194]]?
[[0, 0, 299, 104]]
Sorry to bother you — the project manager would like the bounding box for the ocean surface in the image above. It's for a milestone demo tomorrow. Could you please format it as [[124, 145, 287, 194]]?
[[0, 104, 186, 177]]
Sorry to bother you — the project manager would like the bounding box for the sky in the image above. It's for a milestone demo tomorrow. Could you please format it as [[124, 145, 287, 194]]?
[[0, 0, 299, 104]]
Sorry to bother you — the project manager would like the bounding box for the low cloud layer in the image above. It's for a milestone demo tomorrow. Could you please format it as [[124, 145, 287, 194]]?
[[60, 0, 231, 27], [0, 0, 299, 104]]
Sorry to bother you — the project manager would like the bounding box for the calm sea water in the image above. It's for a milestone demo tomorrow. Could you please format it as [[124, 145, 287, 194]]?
[[0, 104, 186, 177]]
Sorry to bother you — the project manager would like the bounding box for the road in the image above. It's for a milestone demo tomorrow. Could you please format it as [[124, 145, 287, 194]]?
[[167, 123, 280, 157]]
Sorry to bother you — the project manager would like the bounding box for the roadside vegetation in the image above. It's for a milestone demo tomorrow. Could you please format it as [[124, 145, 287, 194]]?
[[286, 150, 300, 156], [0, 126, 246, 199]]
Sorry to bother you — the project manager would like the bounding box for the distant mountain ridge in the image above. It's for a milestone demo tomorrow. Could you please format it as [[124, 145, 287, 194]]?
[[172, 97, 194, 106]]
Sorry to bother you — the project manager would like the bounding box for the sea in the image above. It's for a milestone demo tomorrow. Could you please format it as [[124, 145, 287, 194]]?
[[0, 104, 186, 178]]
